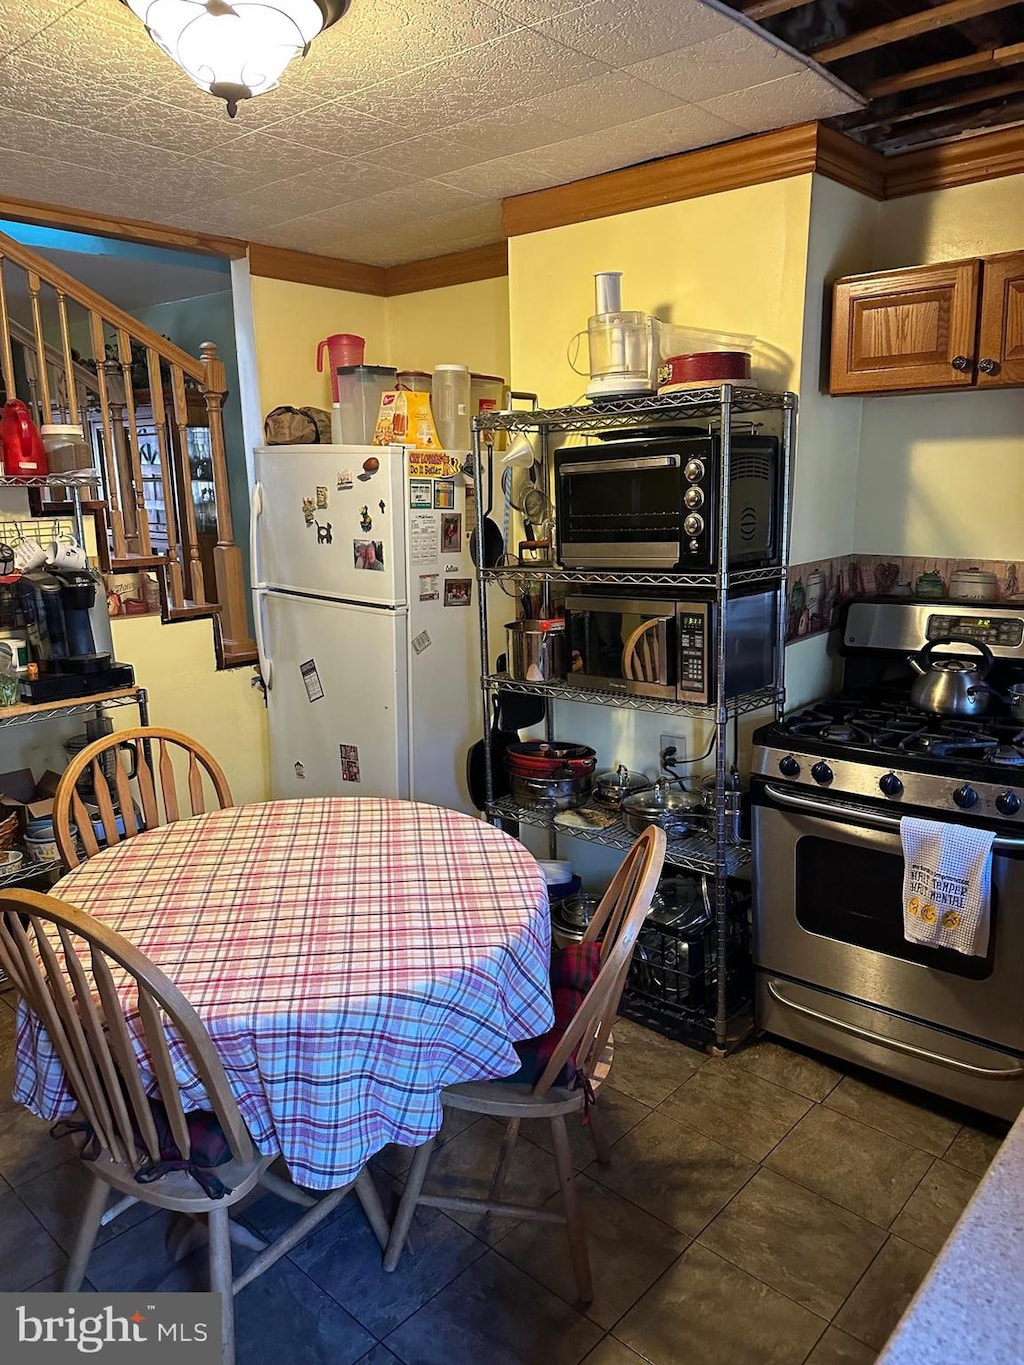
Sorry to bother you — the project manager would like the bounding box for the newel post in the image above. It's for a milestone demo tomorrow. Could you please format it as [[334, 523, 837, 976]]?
[[200, 341, 256, 661]]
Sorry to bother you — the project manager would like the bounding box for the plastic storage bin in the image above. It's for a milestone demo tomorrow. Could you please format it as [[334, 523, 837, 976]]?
[[332, 364, 397, 445], [432, 364, 471, 452], [41, 424, 92, 474], [396, 370, 432, 392]]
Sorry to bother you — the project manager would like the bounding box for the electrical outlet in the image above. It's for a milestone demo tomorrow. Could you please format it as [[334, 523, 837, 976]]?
[[659, 733, 687, 769]]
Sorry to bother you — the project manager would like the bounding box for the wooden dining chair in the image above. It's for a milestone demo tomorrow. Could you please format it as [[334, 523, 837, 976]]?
[[54, 726, 234, 869], [0, 888, 389, 1365], [382, 825, 666, 1303]]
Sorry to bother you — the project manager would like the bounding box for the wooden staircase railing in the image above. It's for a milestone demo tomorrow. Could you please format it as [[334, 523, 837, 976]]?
[[0, 228, 255, 665]]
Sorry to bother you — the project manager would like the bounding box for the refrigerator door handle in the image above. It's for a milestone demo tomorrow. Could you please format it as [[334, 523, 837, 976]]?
[[250, 481, 272, 688]]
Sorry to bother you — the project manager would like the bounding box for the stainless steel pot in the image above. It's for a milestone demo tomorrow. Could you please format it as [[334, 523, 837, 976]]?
[[699, 773, 749, 844], [594, 763, 652, 808], [505, 619, 566, 682], [510, 770, 593, 811], [907, 636, 996, 717], [620, 779, 702, 836]]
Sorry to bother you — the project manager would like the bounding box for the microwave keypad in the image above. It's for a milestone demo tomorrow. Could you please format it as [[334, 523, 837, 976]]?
[[679, 611, 706, 692]]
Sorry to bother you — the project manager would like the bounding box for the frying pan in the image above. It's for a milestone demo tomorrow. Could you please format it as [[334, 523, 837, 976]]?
[[469, 443, 504, 568]]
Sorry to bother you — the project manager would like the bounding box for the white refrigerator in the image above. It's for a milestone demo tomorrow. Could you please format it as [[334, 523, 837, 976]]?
[[251, 443, 479, 812]]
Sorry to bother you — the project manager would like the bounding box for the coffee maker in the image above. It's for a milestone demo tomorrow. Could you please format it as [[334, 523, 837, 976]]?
[[17, 568, 134, 702]]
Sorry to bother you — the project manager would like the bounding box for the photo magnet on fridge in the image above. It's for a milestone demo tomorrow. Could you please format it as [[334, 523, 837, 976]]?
[[444, 578, 472, 607], [354, 539, 385, 571], [440, 513, 462, 552], [340, 744, 360, 783], [315, 486, 328, 509], [338, 470, 353, 490]]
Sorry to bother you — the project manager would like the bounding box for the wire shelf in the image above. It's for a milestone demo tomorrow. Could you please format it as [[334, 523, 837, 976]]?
[[472, 388, 795, 433], [488, 798, 752, 876], [0, 474, 100, 489], [484, 674, 780, 717], [0, 687, 146, 729], [0, 858, 62, 890], [481, 565, 786, 589]]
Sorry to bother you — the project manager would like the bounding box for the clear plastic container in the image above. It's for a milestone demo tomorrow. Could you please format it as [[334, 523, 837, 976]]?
[[40, 424, 91, 473], [586, 311, 651, 396], [432, 364, 471, 452], [396, 370, 432, 392], [334, 364, 397, 445]]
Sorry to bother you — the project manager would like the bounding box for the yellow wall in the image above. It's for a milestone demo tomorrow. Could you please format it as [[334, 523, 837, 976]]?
[[853, 176, 1024, 558], [386, 277, 511, 379], [508, 176, 813, 404], [249, 275, 389, 413], [108, 615, 269, 806]]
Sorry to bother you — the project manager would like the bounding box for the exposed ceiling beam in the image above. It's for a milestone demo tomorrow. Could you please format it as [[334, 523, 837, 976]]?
[[739, 0, 814, 20], [864, 41, 1024, 97], [877, 105, 1024, 151], [812, 0, 1020, 64], [847, 76, 1024, 132]]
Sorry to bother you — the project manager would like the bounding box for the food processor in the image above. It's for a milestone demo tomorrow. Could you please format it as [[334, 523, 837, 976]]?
[[583, 272, 659, 399]]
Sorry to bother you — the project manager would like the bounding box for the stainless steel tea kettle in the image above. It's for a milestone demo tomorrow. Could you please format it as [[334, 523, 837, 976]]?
[[907, 636, 996, 717]]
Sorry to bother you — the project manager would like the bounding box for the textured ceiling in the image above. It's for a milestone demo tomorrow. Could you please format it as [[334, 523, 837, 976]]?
[[0, 0, 861, 266]]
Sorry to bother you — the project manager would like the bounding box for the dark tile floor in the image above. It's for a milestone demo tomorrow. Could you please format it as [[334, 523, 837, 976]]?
[[0, 986, 1009, 1365]]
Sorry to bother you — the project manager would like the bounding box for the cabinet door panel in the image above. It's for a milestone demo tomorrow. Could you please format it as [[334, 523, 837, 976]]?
[[977, 251, 1024, 387], [830, 260, 979, 394]]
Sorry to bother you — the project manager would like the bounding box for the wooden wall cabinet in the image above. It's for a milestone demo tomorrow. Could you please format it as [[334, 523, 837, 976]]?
[[829, 251, 1024, 395]]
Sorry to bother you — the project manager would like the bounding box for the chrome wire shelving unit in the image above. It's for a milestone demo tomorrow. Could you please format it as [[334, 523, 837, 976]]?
[[472, 384, 796, 1053], [0, 687, 148, 731]]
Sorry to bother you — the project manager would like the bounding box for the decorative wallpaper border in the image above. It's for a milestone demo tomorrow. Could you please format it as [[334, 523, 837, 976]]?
[[786, 555, 1023, 644]]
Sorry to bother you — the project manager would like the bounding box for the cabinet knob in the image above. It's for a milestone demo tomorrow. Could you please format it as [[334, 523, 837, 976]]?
[[950, 355, 972, 372], [978, 357, 1000, 375]]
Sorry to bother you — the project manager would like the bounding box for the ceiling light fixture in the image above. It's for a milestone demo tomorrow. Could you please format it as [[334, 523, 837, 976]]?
[[121, 0, 352, 118]]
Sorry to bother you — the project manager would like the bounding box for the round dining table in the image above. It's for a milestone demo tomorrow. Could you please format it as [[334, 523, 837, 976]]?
[[13, 797, 553, 1191]]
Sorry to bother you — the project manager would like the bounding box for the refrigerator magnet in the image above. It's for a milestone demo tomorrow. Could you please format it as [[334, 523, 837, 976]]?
[[440, 513, 462, 552], [444, 578, 472, 607], [300, 659, 325, 702], [419, 573, 439, 602], [359, 505, 373, 531], [433, 479, 455, 510], [315, 520, 333, 545], [409, 479, 431, 510], [378, 499, 386, 515], [354, 539, 385, 571], [338, 470, 353, 490], [340, 744, 360, 783], [412, 629, 432, 654], [316, 485, 328, 509], [410, 513, 437, 566], [302, 497, 315, 526]]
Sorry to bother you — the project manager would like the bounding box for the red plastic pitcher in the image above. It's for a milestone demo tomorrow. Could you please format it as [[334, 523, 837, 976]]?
[[0, 400, 48, 478], [317, 334, 366, 401]]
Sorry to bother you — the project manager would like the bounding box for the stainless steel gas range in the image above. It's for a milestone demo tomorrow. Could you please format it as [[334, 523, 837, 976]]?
[[751, 598, 1024, 1118]]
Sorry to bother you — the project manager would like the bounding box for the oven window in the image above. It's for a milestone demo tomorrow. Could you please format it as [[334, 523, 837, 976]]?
[[795, 836, 994, 980], [560, 463, 682, 545]]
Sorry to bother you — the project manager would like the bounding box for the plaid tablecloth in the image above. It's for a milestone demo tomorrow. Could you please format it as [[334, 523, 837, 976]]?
[[13, 797, 552, 1190]]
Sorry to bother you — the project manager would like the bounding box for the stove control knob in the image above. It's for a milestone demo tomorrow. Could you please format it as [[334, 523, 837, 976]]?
[[684, 459, 704, 483], [684, 486, 704, 510], [996, 791, 1022, 816], [683, 513, 704, 537], [811, 761, 833, 786], [952, 784, 978, 810], [879, 772, 904, 798], [778, 755, 800, 778]]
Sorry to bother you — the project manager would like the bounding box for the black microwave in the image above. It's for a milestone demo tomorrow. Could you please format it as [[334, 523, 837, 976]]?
[[564, 589, 777, 705], [554, 432, 781, 571]]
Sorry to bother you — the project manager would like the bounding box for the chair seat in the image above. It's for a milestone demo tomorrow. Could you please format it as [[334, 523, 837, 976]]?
[[441, 1036, 616, 1118], [89, 1146, 273, 1213]]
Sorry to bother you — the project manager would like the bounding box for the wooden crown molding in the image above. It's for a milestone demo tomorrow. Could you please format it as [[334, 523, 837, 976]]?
[[0, 191, 248, 259], [386, 241, 509, 296], [502, 123, 826, 238], [814, 125, 886, 199], [247, 242, 388, 295], [883, 123, 1024, 197]]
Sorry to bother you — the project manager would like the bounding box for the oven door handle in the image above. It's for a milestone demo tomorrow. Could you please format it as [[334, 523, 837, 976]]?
[[558, 455, 682, 475], [762, 783, 1024, 852], [766, 980, 1024, 1079]]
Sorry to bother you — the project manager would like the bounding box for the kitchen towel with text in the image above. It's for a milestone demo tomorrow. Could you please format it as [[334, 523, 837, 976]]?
[[901, 816, 996, 957]]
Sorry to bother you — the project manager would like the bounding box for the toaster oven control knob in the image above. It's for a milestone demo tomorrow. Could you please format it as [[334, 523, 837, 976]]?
[[952, 784, 978, 810], [683, 513, 704, 537], [879, 772, 904, 798], [778, 755, 800, 778], [684, 459, 704, 482], [811, 761, 833, 786], [996, 791, 1022, 816], [684, 487, 704, 510]]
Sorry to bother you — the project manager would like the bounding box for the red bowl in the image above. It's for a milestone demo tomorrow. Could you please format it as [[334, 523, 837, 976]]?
[[658, 351, 751, 390], [504, 741, 597, 777]]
